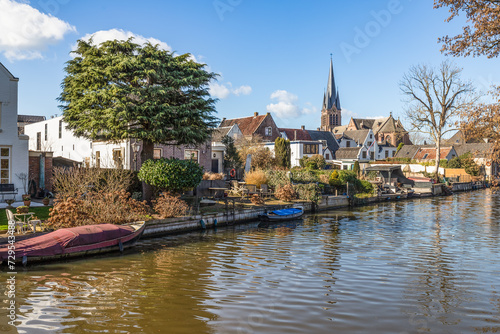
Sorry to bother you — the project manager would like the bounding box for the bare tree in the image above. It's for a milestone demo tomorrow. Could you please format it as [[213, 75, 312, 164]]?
[[400, 61, 476, 180]]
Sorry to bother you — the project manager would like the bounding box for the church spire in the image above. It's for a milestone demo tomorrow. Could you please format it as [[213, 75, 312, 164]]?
[[335, 88, 341, 110], [326, 57, 337, 110]]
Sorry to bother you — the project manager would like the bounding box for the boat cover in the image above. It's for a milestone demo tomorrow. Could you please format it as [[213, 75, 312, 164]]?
[[0, 224, 135, 261], [271, 208, 302, 216]]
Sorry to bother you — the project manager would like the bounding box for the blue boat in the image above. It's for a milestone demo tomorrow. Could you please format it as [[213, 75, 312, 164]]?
[[258, 207, 303, 226]]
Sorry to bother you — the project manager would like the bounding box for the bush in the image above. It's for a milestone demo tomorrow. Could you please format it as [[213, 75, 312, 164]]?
[[448, 157, 461, 168], [153, 193, 189, 218], [250, 194, 265, 205], [244, 170, 268, 188], [292, 169, 319, 183], [138, 158, 204, 194], [48, 190, 150, 229], [265, 169, 291, 189], [294, 183, 321, 204], [275, 183, 297, 202], [329, 170, 342, 188], [460, 153, 480, 176], [357, 180, 374, 194], [353, 161, 360, 176], [439, 159, 449, 168]]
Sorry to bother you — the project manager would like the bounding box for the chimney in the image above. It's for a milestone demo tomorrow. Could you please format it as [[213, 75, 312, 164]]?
[[254, 112, 258, 117], [222, 117, 226, 123], [266, 112, 270, 115], [294, 130, 297, 141], [301, 125, 305, 131]]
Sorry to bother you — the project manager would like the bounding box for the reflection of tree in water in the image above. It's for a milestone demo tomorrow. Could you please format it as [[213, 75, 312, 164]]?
[[402, 198, 475, 332]]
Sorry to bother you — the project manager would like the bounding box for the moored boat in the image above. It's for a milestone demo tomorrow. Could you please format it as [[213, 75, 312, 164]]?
[[258, 207, 303, 227], [0, 221, 146, 265]]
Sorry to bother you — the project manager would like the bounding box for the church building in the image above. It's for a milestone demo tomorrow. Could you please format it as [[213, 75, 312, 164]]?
[[320, 58, 341, 132]]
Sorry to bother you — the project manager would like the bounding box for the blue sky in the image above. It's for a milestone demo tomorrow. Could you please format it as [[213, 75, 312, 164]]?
[[1, 0, 499, 131]]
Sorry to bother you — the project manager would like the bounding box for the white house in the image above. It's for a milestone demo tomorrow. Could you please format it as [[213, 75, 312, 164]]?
[[0, 63, 29, 196], [24, 116, 93, 164], [266, 140, 325, 168], [211, 124, 243, 173]]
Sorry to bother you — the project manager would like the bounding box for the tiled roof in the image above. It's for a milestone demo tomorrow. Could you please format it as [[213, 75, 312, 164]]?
[[279, 128, 311, 141], [394, 145, 422, 159], [220, 114, 267, 136], [352, 118, 376, 130], [212, 126, 232, 142], [343, 130, 370, 145], [332, 125, 348, 134], [18, 115, 46, 123], [308, 130, 339, 152], [414, 147, 455, 160], [335, 147, 360, 160], [453, 143, 492, 158]]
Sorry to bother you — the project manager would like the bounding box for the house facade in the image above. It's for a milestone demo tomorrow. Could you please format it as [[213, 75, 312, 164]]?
[[265, 140, 325, 168], [211, 124, 243, 173], [219, 112, 280, 142], [0, 63, 29, 196]]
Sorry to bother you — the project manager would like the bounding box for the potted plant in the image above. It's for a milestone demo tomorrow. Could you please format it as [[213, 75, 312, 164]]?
[[16, 206, 29, 214], [42, 197, 50, 206], [22, 195, 31, 207]]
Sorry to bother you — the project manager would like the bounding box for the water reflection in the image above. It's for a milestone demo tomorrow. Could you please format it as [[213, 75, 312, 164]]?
[[1, 190, 500, 333]]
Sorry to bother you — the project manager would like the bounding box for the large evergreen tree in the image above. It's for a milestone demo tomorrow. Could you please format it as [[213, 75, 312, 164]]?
[[59, 38, 218, 200]]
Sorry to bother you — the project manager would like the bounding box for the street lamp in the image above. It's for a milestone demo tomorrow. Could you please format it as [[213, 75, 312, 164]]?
[[132, 142, 141, 171]]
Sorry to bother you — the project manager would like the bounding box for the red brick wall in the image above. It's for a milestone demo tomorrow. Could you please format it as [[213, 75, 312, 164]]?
[[254, 114, 280, 142]]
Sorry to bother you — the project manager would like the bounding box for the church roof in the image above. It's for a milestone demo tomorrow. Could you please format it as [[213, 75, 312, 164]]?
[[219, 113, 268, 136], [322, 58, 341, 111]]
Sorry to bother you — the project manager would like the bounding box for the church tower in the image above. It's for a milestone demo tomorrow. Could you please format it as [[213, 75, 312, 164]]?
[[320, 58, 341, 131]]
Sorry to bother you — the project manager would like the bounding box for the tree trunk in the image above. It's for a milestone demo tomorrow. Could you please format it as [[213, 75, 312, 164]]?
[[141, 140, 155, 203], [435, 141, 441, 183]]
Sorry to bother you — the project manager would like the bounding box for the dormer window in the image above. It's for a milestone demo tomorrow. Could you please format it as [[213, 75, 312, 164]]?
[[423, 153, 428, 159]]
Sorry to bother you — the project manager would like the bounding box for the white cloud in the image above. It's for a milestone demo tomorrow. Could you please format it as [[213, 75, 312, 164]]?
[[0, 0, 76, 61], [79, 29, 172, 51], [209, 82, 231, 99], [209, 81, 252, 99], [266, 90, 317, 119]]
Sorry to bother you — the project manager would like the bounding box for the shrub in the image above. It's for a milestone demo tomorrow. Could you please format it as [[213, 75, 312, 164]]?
[[353, 161, 360, 176], [265, 169, 291, 189], [252, 147, 275, 170], [439, 159, 449, 168], [138, 158, 203, 194], [153, 193, 189, 218], [48, 190, 150, 229], [275, 183, 297, 202], [448, 157, 461, 168], [329, 170, 342, 188], [318, 171, 332, 184], [357, 180, 374, 194], [250, 194, 265, 205], [292, 169, 319, 183], [299, 156, 309, 168], [309, 154, 326, 170], [294, 183, 321, 204], [460, 153, 480, 176], [244, 170, 268, 188]]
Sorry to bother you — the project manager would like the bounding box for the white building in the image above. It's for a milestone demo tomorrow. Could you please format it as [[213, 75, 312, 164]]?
[[0, 63, 29, 195], [211, 124, 243, 173], [24, 116, 92, 164], [266, 140, 325, 168]]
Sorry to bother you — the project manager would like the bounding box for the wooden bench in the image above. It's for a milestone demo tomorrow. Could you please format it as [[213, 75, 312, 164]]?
[[0, 184, 18, 201]]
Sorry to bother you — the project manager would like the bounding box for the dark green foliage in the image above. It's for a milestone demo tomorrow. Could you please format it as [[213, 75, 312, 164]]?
[[59, 38, 218, 150], [138, 158, 203, 193], [357, 180, 374, 194], [292, 169, 319, 183], [265, 169, 291, 189], [294, 183, 322, 204], [459, 153, 481, 176], [308, 155, 326, 170], [439, 159, 449, 168], [222, 135, 242, 169], [299, 156, 309, 168], [353, 161, 360, 176], [275, 138, 291, 168], [448, 156, 461, 168]]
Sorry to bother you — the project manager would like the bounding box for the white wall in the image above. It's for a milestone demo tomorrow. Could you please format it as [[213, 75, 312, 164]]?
[[267, 141, 324, 168], [24, 116, 92, 163], [92, 140, 131, 169], [0, 64, 29, 195]]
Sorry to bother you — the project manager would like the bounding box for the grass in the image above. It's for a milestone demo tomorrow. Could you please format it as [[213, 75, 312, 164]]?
[[0, 206, 52, 231]]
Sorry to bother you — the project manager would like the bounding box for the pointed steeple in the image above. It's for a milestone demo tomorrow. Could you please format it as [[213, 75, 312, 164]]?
[[322, 89, 327, 110], [335, 89, 341, 110], [326, 57, 337, 110]]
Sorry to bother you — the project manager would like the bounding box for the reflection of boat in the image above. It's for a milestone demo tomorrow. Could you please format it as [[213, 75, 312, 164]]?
[[0, 222, 146, 265], [258, 207, 303, 227]]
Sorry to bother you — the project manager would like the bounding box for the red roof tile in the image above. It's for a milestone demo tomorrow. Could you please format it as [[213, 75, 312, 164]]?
[[414, 147, 453, 160], [220, 115, 267, 136], [278, 128, 312, 141]]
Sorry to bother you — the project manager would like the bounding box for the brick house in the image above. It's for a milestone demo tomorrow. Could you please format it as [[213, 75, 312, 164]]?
[[219, 112, 280, 142]]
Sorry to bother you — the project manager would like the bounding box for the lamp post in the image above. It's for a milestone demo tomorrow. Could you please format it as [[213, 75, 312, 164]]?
[[132, 142, 141, 171]]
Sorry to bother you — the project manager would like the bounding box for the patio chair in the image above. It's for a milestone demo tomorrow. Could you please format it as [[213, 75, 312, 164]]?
[[28, 217, 43, 233], [259, 184, 273, 198], [6, 209, 28, 234], [243, 184, 258, 197]]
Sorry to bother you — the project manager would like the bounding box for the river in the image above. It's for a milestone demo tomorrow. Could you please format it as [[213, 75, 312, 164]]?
[[1, 189, 500, 333]]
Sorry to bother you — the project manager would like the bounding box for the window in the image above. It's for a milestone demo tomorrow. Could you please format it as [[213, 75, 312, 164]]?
[[44, 124, 48, 141], [154, 148, 162, 159], [367, 141, 372, 147], [369, 134, 373, 139], [346, 141, 350, 148], [184, 149, 199, 162], [362, 151, 367, 159], [326, 153, 330, 160], [265, 127, 272, 136], [95, 151, 101, 168], [392, 151, 395, 157], [36, 132, 41, 151], [0, 147, 10, 184], [59, 120, 63, 138], [385, 150, 389, 158], [303, 144, 318, 155], [370, 152, 374, 160], [113, 149, 123, 169], [422, 153, 429, 159]]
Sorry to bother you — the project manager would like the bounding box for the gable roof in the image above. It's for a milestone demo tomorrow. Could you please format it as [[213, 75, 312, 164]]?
[[18, 115, 46, 124], [0, 62, 18, 80], [394, 145, 422, 159], [308, 130, 339, 152], [352, 118, 376, 130], [219, 114, 269, 136], [279, 128, 311, 141], [414, 147, 456, 160], [332, 125, 348, 134], [335, 147, 361, 160], [343, 130, 370, 145], [212, 126, 232, 142], [351, 116, 408, 135], [453, 143, 492, 158]]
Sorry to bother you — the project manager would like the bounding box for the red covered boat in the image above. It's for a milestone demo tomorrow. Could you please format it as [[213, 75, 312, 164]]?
[[0, 222, 146, 265]]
